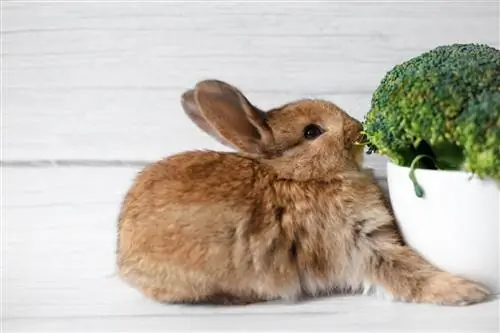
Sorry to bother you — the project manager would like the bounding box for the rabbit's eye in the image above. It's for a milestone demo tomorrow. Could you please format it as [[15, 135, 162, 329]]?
[[303, 124, 324, 140]]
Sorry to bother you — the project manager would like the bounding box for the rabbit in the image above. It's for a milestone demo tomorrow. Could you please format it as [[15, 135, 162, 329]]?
[[116, 79, 490, 306]]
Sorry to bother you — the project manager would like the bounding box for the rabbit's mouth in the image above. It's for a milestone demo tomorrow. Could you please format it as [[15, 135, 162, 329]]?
[[351, 143, 365, 169], [349, 130, 367, 169]]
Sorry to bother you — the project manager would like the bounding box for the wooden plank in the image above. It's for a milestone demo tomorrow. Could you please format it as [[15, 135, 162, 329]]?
[[3, 2, 497, 92], [2, 1, 498, 161], [5, 301, 499, 333], [4, 2, 497, 91], [3, 89, 376, 160], [2, 167, 498, 332]]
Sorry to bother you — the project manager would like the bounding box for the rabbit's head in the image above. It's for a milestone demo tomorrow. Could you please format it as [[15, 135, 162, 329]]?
[[181, 80, 364, 181]]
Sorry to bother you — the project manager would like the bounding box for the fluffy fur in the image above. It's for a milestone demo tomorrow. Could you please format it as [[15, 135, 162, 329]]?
[[116, 79, 489, 306]]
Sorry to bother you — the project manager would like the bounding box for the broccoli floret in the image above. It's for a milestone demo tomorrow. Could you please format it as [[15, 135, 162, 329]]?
[[363, 43, 500, 181], [455, 90, 500, 180]]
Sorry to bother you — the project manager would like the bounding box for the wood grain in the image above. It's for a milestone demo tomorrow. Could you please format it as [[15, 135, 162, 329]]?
[[2, 89, 375, 160], [3, 167, 498, 332], [5, 307, 499, 332], [2, 1, 498, 161]]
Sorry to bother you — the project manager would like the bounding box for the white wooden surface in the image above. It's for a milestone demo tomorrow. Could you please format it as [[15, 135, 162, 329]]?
[[3, 1, 499, 161], [3, 167, 499, 332], [2, 1, 499, 332]]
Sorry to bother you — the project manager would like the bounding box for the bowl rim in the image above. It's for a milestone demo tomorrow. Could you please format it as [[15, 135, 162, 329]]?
[[386, 159, 473, 176], [385, 160, 500, 186]]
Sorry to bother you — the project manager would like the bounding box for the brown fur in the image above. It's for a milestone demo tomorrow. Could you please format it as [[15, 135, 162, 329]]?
[[116, 79, 489, 306]]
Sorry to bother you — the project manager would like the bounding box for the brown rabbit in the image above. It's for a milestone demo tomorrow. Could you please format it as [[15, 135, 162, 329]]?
[[116, 79, 489, 306]]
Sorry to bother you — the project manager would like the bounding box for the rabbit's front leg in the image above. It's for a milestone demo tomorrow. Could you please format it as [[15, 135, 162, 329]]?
[[364, 244, 490, 305]]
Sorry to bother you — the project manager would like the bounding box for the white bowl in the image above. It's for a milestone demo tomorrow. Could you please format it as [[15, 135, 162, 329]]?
[[386, 161, 500, 294]]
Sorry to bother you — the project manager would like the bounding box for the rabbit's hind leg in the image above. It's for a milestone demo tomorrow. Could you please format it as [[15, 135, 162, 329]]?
[[142, 287, 264, 305], [140, 283, 213, 304], [200, 292, 265, 305]]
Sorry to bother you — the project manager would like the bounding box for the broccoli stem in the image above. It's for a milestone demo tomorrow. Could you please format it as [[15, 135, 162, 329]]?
[[408, 154, 438, 198]]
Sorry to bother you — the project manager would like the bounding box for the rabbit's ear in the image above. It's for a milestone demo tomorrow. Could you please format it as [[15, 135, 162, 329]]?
[[193, 79, 274, 154], [181, 89, 234, 148]]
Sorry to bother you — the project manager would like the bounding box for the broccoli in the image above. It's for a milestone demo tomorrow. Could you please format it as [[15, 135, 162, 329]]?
[[363, 43, 500, 188]]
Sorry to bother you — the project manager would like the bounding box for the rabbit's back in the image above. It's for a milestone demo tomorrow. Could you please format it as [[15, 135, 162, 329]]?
[[117, 150, 260, 257], [135, 150, 258, 201], [115, 150, 300, 301]]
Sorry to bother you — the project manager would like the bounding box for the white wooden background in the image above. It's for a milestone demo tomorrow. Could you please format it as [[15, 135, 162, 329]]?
[[2, 1, 499, 332]]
